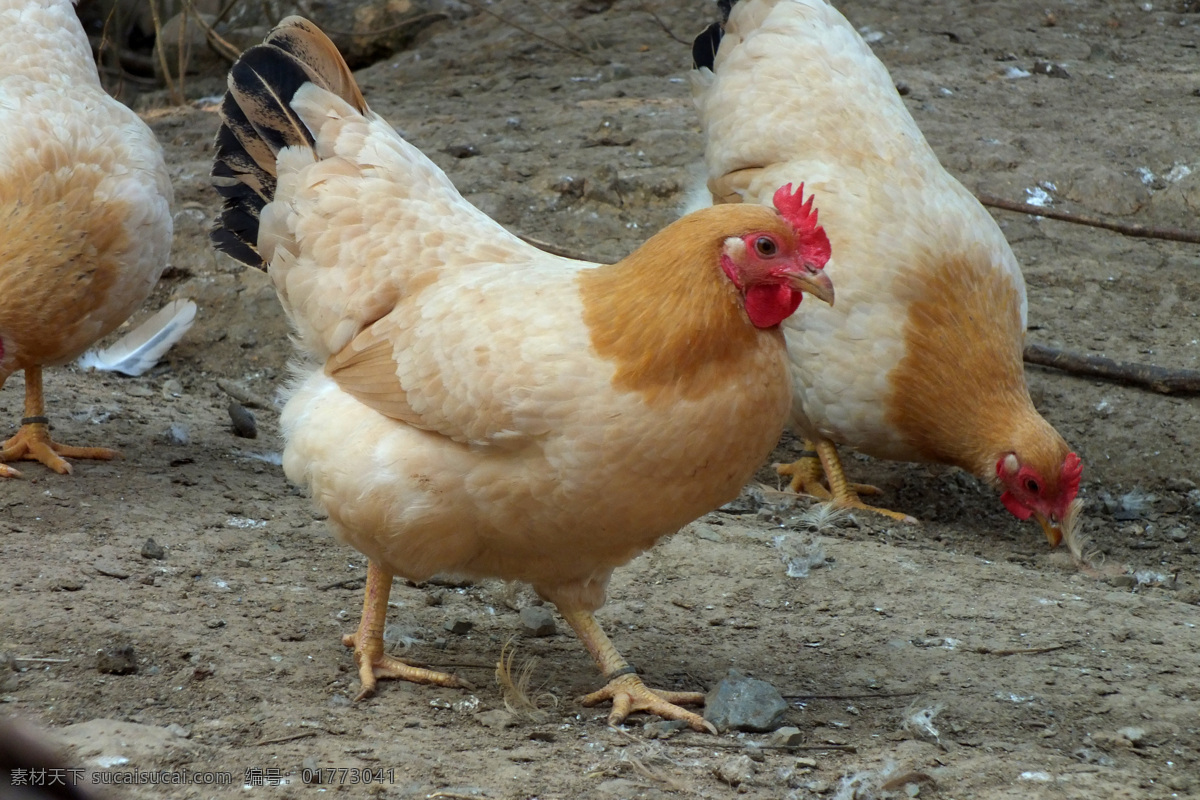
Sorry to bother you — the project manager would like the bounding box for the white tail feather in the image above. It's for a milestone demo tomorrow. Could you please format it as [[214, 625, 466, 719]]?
[[78, 299, 197, 377]]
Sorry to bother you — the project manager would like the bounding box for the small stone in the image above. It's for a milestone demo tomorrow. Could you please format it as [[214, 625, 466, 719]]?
[[94, 562, 131, 579], [162, 424, 190, 446], [704, 669, 789, 732], [528, 730, 556, 742], [161, 379, 184, 399], [1167, 527, 1189, 542], [445, 144, 479, 158], [1117, 726, 1145, 745], [228, 402, 257, 439], [141, 538, 166, 560], [444, 618, 473, 635], [519, 606, 557, 637], [166, 723, 191, 738], [425, 590, 445, 607], [714, 754, 756, 787], [643, 719, 688, 739], [57, 577, 85, 592], [96, 645, 138, 675], [206, 619, 226, 629], [1032, 60, 1071, 78], [768, 726, 805, 748], [477, 709, 517, 729], [1109, 575, 1137, 589]]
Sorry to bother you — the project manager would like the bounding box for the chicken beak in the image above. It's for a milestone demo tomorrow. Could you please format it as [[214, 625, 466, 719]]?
[[789, 268, 835, 306], [1035, 512, 1063, 548]]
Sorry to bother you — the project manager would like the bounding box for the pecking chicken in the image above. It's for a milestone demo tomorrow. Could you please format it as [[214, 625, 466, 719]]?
[[0, 0, 173, 478], [211, 17, 834, 731], [691, 0, 1082, 546]]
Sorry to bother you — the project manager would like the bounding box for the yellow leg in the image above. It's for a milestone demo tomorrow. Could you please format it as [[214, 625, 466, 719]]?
[[1, 366, 117, 477], [778, 438, 916, 524], [559, 607, 715, 733], [342, 561, 471, 700]]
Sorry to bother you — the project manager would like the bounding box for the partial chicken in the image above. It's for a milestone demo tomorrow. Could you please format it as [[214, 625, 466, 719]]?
[[692, 0, 1081, 545], [211, 17, 834, 731], [0, 0, 173, 477]]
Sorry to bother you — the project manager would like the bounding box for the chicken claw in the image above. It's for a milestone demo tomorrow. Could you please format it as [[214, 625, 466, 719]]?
[[778, 438, 916, 524], [582, 672, 715, 733], [1, 421, 116, 476], [343, 561, 471, 700], [1, 368, 116, 477]]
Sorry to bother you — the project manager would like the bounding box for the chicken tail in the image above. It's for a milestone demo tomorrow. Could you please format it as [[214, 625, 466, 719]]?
[[211, 17, 367, 269], [691, 0, 733, 70]]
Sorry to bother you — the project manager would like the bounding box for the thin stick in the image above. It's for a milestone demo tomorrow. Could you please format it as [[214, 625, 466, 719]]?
[[216, 378, 276, 410], [975, 643, 1074, 657], [319, 576, 366, 591], [639, 6, 689, 45], [181, 0, 242, 62], [977, 192, 1200, 245], [1024, 343, 1200, 395], [148, 0, 182, 104], [666, 739, 857, 752], [457, 0, 599, 64], [317, 11, 449, 38], [782, 690, 924, 700], [253, 731, 319, 746], [13, 657, 70, 663]]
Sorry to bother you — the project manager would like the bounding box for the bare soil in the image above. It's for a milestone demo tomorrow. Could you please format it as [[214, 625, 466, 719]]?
[[2, 1, 1199, 798]]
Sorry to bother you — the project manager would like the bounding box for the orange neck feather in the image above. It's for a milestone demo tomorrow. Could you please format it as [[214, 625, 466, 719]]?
[[887, 252, 1069, 485], [579, 206, 786, 407]]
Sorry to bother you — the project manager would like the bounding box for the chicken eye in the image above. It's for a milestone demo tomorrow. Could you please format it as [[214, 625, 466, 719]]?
[[754, 236, 778, 257], [1024, 478, 1041, 494]]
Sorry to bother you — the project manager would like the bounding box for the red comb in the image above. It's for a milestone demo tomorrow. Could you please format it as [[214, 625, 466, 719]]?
[[1061, 452, 1082, 499], [773, 183, 831, 268]]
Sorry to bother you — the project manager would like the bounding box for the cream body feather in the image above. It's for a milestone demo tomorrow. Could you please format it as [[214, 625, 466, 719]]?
[[693, 0, 1026, 462], [0, 0, 173, 381]]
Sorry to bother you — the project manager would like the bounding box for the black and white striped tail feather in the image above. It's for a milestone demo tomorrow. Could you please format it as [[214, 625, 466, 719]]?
[[210, 17, 366, 270]]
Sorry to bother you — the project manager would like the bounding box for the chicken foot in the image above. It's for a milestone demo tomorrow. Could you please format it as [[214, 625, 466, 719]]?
[[776, 438, 916, 524], [342, 561, 473, 700], [0, 366, 116, 478], [558, 607, 716, 733]]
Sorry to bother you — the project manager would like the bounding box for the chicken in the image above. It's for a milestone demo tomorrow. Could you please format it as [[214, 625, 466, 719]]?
[[210, 17, 834, 731], [691, 0, 1082, 546], [0, 0, 173, 478]]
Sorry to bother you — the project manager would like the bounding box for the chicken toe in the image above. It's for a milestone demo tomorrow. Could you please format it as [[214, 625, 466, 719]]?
[[582, 672, 714, 733], [806, 438, 917, 523], [1, 369, 116, 476], [344, 561, 471, 700], [559, 607, 715, 732]]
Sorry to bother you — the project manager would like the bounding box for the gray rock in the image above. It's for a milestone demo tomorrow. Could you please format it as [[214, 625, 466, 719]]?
[[228, 402, 257, 439], [643, 719, 688, 739], [704, 669, 789, 732], [476, 709, 517, 729], [162, 423, 190, 445], [768, 726, 805, 748], [519, 606, 557, 637], [714, 754, 756, 787], [141, 537, 166, 560], [444, 618, 474, 635], [96, 645, 138, 675]]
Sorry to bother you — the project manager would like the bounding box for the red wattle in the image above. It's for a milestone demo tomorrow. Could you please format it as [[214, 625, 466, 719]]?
[[745, 284, 802, 328], [1000, 491, 1035, 521]]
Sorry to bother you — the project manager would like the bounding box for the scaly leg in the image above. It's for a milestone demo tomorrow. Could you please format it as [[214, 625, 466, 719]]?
[[1, 366, 116, 477], [342, 560, 471, 700], [559, 607, 715, 733], [778, 438, 916, 524]]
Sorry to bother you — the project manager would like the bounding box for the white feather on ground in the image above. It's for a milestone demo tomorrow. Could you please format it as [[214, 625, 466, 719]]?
[[77, 299, 196, 376]]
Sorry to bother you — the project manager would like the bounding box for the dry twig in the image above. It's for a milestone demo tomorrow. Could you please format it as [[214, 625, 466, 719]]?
[[977, 192, 1200, 244], [639, 6, 689, 45], [253, 730, 319, 746], [1024, 343, 1200, 395], [975, 642, 1075, 657], [457, 0, 599, 64]]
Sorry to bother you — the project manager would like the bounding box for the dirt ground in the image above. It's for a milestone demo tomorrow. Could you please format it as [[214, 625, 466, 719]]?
[[3, 0, 1200, 798]]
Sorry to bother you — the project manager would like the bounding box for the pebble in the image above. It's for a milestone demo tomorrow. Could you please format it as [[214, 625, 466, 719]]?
[[643, 719, 688, 739], [476, 709, 517, 729], [768, 726, 805, 748], [161, 379, 184, 400], [704, 669, 789, 732], [519, 606, 557, 637], [94, 562, 131, 579], [444, 618, 474, 635], [96, 645, 138, 675], [141, 538, 166, 560], [714, 754, 756, 787], [1167, 527, 1189, 542], [162, 423, 190, 446], [166, 723, 191, 739], [228, 401, 257, 438]]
